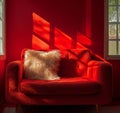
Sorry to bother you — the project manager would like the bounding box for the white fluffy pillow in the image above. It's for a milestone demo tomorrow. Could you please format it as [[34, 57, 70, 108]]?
[[24, 49, 61, 80]]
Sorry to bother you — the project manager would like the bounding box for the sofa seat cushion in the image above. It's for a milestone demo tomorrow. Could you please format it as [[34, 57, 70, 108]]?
[[19, 77, 101, 95]]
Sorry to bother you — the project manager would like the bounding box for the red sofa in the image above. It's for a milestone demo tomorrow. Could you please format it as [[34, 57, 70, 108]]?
[[5, 48, 112, 106]]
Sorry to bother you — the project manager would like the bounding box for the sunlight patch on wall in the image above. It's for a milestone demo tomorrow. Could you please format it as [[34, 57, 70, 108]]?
[[32, 12, 91, 50], [54, 27, 73, 49], [33, 12, 50, 41], [76, 32, 92, 47]]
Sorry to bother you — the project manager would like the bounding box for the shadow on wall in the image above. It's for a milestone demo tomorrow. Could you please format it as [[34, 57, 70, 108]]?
[[32, 12, 92, 50]]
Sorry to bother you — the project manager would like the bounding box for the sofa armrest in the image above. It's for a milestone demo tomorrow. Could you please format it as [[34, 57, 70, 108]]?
[[87, 60, 112, 99], [87, 60, 112, 84], [6, 60, 24, 93]]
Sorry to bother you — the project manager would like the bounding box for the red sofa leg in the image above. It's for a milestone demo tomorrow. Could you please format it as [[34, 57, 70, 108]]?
[[16, 105, 22, 113], [96, 104, 100, 113]]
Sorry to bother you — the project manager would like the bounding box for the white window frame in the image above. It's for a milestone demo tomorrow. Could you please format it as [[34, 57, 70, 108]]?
[[0, 0, 5, 57], [104, 0, 120, 60]]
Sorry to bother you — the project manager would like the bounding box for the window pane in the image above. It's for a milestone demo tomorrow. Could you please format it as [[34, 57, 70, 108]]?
[[109, 6, 117, 22], [0, 0, 3, 55], [118, 24, 120, 39], [0, 38, 3, 54], [109, 0, 117, 5], [109, 24, 116, 39], [0, 1, 2, 20], [118, 0, 120, 5], [109, 41, 117, 55], [118, 7, 120, 22], [0, 21, 2, 37], [119, 41, 120, 55]]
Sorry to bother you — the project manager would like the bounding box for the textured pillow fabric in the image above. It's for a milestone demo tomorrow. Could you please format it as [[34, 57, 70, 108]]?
[[24, 49, 61, 80]]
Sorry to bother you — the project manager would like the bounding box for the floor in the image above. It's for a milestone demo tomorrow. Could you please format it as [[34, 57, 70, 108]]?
[[2, 104, 120, 113], [1, 99, 120, 113]]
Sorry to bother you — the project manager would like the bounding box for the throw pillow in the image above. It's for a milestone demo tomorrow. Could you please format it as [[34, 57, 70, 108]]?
[[24, 49, 61, 80]]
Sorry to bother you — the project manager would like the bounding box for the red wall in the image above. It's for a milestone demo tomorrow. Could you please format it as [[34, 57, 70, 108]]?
[[6, 0, 87, 62], [0, 0, 119, 101], [110, 60, 120, 98], [0, 59, 6, 102], [6, 0, 104, 60], [6, 0, 32, 62]]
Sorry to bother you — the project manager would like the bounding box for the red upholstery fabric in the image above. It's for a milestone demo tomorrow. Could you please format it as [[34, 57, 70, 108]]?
[[20, 77, 101, 95], [5, 48, 112, 105]]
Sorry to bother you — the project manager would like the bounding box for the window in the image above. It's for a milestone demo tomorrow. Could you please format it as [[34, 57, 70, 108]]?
[[105, 0, 120, 59], [0, 0, 4, 55]]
